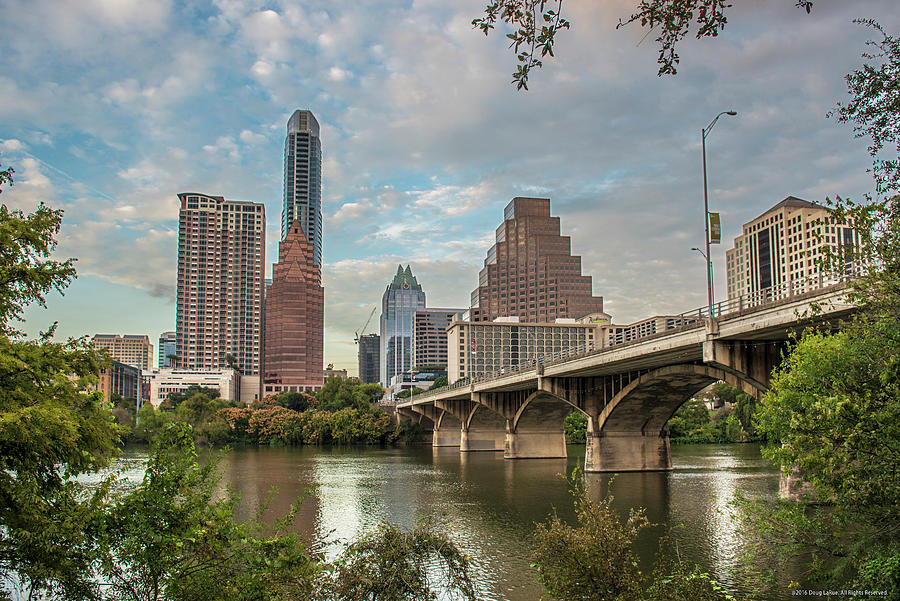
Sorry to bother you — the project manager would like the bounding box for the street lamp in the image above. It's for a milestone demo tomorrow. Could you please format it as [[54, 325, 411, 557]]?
[[702, 110, 737, 318]]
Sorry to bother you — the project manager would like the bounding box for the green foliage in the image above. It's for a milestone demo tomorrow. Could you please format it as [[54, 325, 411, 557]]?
[[646, 537, 736, 601], [317, 376, 383, 411], [133, 404, 175, 444], [428, 375, 448, 390], [667, 385, 759, 443], [160, 384, 221, 410], [564, 411, 586, 443], [475, 1, 814, 88], [323, 521, 476, 601], [472, 0, 570, 90], [0, 179, 123, 598], [533, 468, 648, 601], [98, 423, 321, 600], [0, 198, 76, 336], [735, 23, 900, 597], [272, 390, 314, 412], [393, 418, 426, 445]]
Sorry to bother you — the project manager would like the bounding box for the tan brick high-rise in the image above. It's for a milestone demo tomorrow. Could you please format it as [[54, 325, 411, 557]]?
[[471, 197, 603, 322], [263, 220, 324, 394], [175, 193, 264, 375]]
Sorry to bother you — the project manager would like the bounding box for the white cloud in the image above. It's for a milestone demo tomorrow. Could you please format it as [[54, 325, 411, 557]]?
[[1, 139, 24, 152]]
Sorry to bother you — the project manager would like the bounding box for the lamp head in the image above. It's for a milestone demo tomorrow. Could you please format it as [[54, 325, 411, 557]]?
[[726, 111, 737, 116]]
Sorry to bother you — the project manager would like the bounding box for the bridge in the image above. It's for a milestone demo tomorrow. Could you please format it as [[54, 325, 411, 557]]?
[[396, 275, 856, 472]]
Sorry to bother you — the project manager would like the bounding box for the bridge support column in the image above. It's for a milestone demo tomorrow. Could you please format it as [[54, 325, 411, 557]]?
[[504, 426, 566, 459], [584, 431, 671, 472], [460, 425, 506, 452], [433, 427, 461, 447]]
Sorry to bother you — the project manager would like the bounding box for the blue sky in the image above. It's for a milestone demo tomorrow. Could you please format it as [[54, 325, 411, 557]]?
[[1, 0, 896, 373]]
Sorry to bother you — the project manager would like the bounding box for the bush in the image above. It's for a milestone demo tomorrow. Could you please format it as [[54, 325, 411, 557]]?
[[564, 411, 587, 443]]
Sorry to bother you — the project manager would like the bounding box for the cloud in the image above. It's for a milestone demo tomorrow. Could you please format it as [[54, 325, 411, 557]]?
[[1, 139, 24, 152]]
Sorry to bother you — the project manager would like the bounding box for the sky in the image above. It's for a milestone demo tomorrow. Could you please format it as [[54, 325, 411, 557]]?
[[1, 0, 896, 374]]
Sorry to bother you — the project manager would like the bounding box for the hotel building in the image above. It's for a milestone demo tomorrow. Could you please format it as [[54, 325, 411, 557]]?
[[725, 196, 859, 300], [470, 197, 604, 322], [447, 317, 601, 383]]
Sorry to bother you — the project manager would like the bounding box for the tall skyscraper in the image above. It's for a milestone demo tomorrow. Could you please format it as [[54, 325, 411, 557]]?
[[262, 220, 324, 395], [470, 197, 603, 322], [92, 334, 153, 371], [158, 331, 176, 369], [358, 333, 380, 384], [175, 193, 265, 375], [282, 110, 323, 273], [380, 265, 426, 386], [725, 196, 858, 300]]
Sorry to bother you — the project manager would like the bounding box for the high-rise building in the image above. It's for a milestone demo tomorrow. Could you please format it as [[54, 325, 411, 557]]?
[[175, 193, 265, 375], [262, 220, 324, 395], [725, 196, 858, 300], [414, 308, 464, 370], [358, 333, 380, 384], [92, 334, 152, 371], [158, 331, 176, 369], [380, 265, 426, 386], [282, 110, 323, 273], [470, 197, 604, 322]]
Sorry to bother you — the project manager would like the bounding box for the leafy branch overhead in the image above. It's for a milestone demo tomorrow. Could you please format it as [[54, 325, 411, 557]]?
[[474, 0, 815, 88], [472, 0, 570, 90]]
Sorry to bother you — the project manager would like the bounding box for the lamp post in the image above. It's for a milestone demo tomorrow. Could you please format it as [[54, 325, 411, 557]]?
[[702, 110, 737, 317]]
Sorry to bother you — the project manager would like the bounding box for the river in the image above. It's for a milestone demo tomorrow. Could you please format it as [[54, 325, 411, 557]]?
[[107, 442, 783, 600]]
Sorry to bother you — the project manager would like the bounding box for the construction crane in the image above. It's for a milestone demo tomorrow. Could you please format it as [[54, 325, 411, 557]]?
[[354, 307, 377, 344]]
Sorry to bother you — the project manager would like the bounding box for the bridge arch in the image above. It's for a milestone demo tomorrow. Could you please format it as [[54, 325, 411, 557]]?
[[597, 363, 768, 436], [512, 390, 583, 432], [586, 363, 768, 472]]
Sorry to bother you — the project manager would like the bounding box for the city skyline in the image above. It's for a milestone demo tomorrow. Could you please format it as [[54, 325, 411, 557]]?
[[2, 0, 897, 373]]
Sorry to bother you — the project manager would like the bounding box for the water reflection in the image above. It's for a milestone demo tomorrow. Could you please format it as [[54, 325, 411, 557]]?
[[93, 443, 782, 601]]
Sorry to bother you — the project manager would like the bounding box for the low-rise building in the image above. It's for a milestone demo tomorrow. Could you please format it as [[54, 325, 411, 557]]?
[[603, 315, 699, 346], [447, 317, 601, 383], [147, 368, 239, 407], [94, 360, 145, 404]]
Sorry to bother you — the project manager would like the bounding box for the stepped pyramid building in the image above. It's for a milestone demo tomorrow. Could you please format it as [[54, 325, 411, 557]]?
[[263, 220, 324, 394], [470, 197, 603, 322]]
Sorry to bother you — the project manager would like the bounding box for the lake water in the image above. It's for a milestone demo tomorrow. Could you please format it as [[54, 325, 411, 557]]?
[[107, 442, 784, 600]]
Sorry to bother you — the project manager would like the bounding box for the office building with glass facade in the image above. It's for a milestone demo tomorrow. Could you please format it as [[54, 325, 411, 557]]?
[[379, 265, 426, 387]]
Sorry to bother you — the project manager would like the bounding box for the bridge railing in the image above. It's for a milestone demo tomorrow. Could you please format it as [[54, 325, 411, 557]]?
[[399, 260, 864, 405], [676, 259, 865, 320]]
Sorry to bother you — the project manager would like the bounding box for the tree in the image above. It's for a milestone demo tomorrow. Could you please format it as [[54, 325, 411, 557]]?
[[533, 468, 647, 601], [98, 423, 321, 600], [0, 165, 122, 598], [736, 21, 900, 597], [428, 375, 448, 390], [473, 0, 814, 89], [323, 521, 476, 601]]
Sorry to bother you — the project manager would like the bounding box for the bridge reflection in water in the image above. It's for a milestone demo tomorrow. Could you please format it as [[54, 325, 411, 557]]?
[[212, 444, 785, 601]]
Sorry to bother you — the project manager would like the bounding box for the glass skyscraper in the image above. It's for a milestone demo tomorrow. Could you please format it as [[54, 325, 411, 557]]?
[[380, 265, 426, 387], [282, 109, 323, 273]]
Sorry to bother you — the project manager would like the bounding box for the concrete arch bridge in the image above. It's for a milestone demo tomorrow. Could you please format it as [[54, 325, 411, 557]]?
[[396, 282, 854, 472]]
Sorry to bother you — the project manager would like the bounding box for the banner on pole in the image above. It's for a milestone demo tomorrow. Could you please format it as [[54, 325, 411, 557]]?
[[709, 212, 722, 244]]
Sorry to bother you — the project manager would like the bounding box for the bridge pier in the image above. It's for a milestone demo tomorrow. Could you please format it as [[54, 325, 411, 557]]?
[[504, 427, 567, 459], [460, 426, 506, 452], [584, 431, 671, 472]]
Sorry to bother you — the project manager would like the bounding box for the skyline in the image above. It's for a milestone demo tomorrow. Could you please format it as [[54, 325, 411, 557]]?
[[1, 0, 897, 373]]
